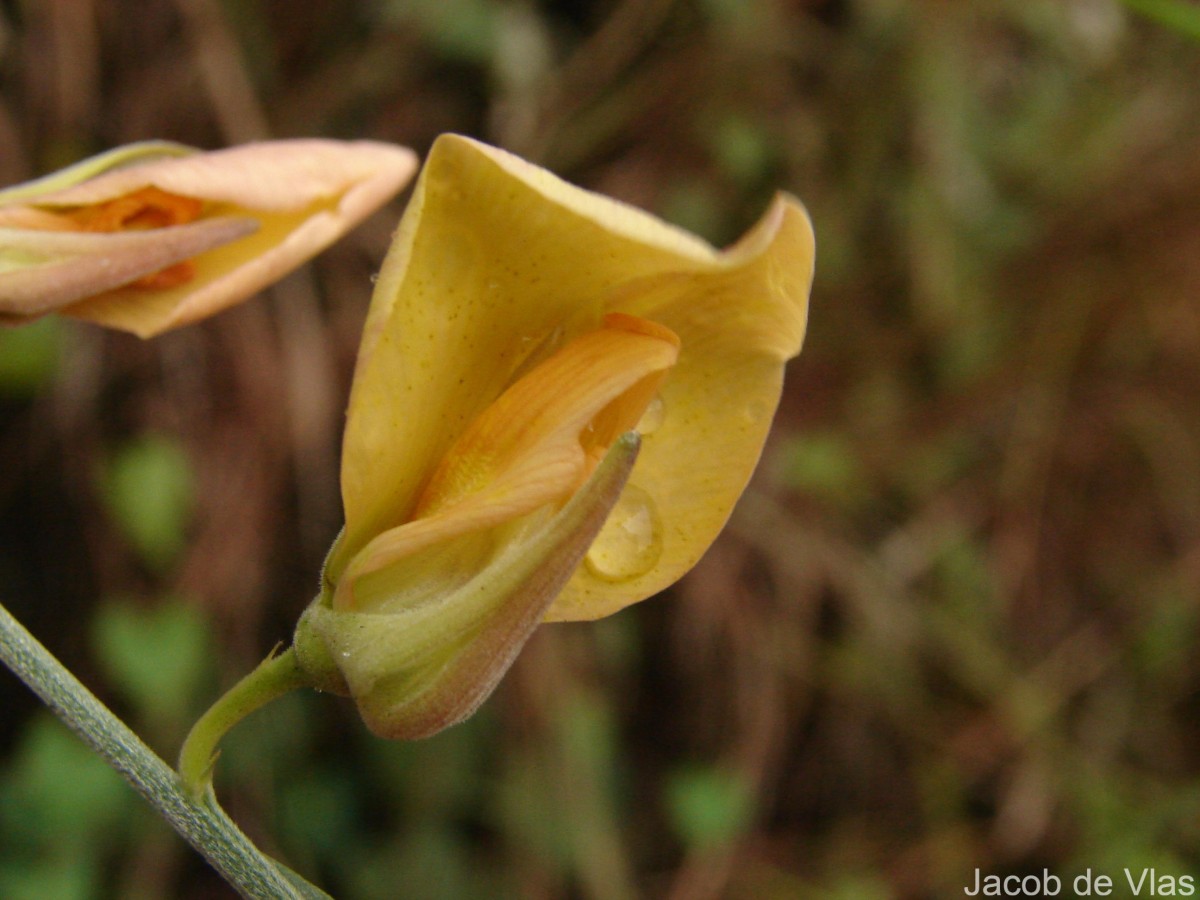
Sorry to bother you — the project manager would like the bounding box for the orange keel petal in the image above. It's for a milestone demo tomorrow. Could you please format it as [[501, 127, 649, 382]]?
[[337, 314, 679, 611]]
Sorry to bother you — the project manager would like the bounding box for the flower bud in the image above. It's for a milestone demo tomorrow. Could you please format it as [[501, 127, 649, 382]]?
[[1, 139, 417, 336]]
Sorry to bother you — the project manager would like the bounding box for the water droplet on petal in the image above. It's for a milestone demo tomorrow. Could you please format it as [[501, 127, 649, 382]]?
[[636, 395, 665, 435], [585, 484, 663, 582]]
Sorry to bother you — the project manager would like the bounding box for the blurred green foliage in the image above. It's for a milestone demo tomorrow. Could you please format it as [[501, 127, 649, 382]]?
[[0, 716, 135, 900], [378, 0, 502, 62], [665, 765, 755, 851], [91, 597, 213, 736], [0, 319, 62, 397], [1120, 0, 1200, 41], [100, 436, 195, 574]]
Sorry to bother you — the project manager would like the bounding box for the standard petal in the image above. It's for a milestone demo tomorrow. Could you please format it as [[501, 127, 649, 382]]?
[[336, 134, 812, 624], [546, 196, 815, 621], [337, 134, 729, 576]]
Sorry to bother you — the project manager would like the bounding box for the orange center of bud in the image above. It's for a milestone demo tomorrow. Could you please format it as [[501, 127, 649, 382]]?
[[68, 186, 206, 289]]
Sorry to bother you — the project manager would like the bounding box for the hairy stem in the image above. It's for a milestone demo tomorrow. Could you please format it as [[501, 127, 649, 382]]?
[[0, 601, 328, 900], [178, 646, 308, 798]]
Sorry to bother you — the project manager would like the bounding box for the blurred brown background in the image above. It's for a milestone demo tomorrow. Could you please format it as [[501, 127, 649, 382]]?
[[3, 0, 1200, 897]]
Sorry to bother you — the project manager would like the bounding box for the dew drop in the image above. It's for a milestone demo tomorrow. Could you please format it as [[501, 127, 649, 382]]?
[[585, 484, 663, 582], [742, 399, 770, 425], [636, 395, 665, 435]]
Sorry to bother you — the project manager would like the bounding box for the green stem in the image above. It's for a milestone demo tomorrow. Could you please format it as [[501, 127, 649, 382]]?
[[178, 646, 308, 798], [0, 601, 328, 900]]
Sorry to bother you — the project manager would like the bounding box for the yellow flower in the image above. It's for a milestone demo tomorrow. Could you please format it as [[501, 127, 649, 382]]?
[[294, 134, 813, 739], [0, 139, 417, 337]]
